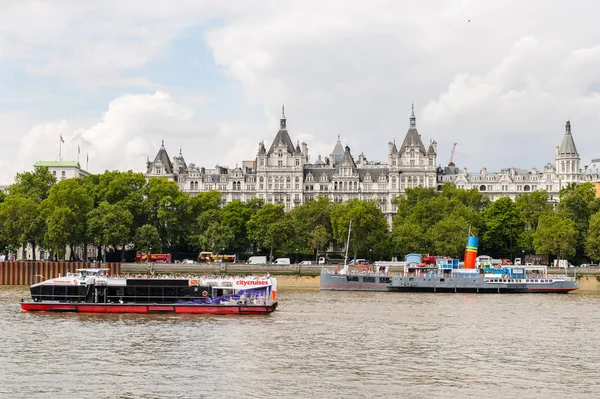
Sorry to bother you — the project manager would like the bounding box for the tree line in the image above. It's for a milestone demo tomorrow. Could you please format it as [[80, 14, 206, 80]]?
[[0, 167, 599, 264]]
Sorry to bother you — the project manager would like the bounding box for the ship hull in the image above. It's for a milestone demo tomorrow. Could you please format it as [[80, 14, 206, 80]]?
[[21, 302, 277, 315], [320, 269, 578, 293]]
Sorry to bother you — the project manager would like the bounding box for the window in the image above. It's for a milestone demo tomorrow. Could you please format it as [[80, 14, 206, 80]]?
[[296, 159, 300, 166], [278, 160, 283, 166], [61, 171, 66, 177]]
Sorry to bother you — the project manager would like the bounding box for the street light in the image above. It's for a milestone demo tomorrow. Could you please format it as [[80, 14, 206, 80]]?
[[369, 248, 373, 263], [295, 248, 299, 264]]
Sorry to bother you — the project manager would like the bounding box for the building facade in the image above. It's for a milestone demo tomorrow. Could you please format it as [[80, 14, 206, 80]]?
[[33, 161, 90, 180], [437, 119, 597, 204], [146, 106, 438, 223], [146, 108, 597, 221]]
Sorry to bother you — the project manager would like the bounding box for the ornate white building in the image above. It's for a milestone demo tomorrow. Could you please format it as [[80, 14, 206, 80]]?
[[146, 109, 597, 220], [437, 119, 595, 204], [146, 106, 437, 223]]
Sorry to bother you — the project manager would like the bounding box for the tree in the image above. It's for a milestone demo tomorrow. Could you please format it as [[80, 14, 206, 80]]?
[[515, 190, 552, 251], [40, 179, 93, 260], [308, 224, 330, 261], [8, 167, 56, 203], [289, 196, 333, 254], [391, 220, 427, 257], [558, 182, 600, 260], [221, 201, 252, 254], [199, 221, 235, 256], [330, 199, 389, 260], [134, 224, 161, 253], [428, 216, 472, 258], [247, 204, 288, 262], [144, 177, 191, 250], [533, 213, 578, 260], [585, 211, 600, 262], [88, 202, 133, 260], [0, 195, 45, 259], [481, 197, 525, 259]]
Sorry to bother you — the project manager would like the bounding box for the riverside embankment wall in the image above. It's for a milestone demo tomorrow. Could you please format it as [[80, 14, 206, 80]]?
[[2, 262, 599, 291]]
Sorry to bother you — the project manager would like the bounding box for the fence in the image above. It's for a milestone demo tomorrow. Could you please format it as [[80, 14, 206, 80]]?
[[0, 261, 121, 286]]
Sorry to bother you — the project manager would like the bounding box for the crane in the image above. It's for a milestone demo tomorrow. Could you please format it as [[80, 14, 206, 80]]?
[[449, 143, 457, 166]]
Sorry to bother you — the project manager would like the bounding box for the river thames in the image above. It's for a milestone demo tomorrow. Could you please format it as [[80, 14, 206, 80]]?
[[1, 286, 600, 398]]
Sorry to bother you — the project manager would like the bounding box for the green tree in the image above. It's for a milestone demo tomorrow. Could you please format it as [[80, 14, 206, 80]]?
[[221, 200, 252, 254], [40, 179, 93, 260], [558, 182, 600, 260], [533, 213, 578, 260], [199, 221, 235, 257], [585, 211, 600, 262], [247, 203, 288, 262], [482, 197, 525, 259], [391, 220, 427, 257], [428, 216, 472, 258], [144, 177, 191, 250], [88, 202, 133, 260], [330, 199, 389, 260], [0, 195, 45, 259], [515, 190, 552, 251], [308, 224, 330, 261], [8, 167, 56, 202], [134, 224, 161, 253], [289, 196, 333, 255]]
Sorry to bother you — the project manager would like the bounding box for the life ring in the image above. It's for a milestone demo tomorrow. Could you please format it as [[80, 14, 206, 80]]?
[[202, 290, 208, 297]]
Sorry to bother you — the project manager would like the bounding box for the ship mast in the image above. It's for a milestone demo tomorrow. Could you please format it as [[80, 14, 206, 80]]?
[[343, 220, 352, 274]]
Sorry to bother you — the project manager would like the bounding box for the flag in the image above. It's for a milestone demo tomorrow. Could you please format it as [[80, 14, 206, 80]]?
[[60, 134, 64, 143], [78, 144, 80, 154]]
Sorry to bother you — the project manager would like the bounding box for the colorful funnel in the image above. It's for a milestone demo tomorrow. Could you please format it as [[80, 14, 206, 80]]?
[[464, 235, 479, 269]]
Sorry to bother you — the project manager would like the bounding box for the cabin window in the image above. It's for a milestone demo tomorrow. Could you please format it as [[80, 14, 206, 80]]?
[[363, 277, 376, 283]]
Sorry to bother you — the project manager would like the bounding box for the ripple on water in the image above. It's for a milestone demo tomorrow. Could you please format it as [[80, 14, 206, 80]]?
[[1, 287, 600, 398]]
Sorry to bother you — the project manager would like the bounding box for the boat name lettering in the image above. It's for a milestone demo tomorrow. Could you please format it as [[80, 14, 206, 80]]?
[[236, 280, 269, 287]]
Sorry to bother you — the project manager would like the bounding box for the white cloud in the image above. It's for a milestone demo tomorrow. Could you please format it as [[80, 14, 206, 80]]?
[[2, 0, 600, 183]]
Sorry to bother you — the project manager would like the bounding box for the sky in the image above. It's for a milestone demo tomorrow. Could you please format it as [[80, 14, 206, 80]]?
[[1, 0, 599, 185]]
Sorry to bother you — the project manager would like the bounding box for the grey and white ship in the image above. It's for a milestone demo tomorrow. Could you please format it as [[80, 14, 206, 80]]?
[[320, 262, 579, 294]]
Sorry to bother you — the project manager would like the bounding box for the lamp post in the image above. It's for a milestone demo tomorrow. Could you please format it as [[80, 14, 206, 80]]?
[[522, 249, 525, 264], [295, 248, 298, 264], [369, 248, 373, 264], [148, 247, 152, 263]]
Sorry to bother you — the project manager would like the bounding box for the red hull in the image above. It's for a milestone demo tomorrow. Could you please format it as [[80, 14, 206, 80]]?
[[21, 302, 277, 315]]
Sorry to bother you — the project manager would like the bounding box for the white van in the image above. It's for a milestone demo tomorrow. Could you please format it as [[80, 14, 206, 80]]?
[[247, 256, 267, 265], [274, 258, 291, 265]]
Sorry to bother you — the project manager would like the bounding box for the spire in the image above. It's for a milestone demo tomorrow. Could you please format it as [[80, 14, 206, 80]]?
[[409, 103, 416, 128], [179, 147, 182, 156], [161, 139, 165, 148], [558, 119, 578, 156], [280, 104, 286, 129]]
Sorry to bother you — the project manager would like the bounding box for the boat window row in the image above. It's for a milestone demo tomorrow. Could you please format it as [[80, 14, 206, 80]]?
[[31, 285, 87, 302]]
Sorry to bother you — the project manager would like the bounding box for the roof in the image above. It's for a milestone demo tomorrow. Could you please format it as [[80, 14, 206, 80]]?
[[148, 141, 174, 174], [267, 127, 295, 155], [400, 106, 427, 155], [34, 161, 80, 168], [267, 108, 295, 155], [331, 137, 345, 166], [558, 120, 578, 156]]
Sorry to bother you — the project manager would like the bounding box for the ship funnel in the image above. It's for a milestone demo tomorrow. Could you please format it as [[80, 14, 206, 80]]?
[[464, 235, 479, 269]]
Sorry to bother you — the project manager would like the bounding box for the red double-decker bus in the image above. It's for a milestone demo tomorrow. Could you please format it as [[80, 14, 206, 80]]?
[[135, 252, 172, 263]]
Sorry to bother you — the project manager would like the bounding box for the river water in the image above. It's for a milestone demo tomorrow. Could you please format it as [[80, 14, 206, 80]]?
[[1, 287, 600, 399]]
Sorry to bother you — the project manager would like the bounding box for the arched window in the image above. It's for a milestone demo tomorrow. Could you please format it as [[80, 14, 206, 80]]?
[[479, 185, 486, 191], [524, 185, 530, 191], [410, 149, 415, 158]]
